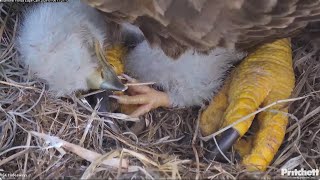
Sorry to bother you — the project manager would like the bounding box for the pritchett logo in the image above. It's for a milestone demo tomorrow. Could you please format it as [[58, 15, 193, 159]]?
[[281, 168, 319, 177]]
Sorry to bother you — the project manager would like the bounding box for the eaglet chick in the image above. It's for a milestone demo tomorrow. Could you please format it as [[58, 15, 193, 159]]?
[[17, 1, 126, 97], [116, 25, 246, 116]]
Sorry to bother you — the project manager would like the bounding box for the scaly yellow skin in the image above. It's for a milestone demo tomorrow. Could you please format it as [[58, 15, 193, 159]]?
[[200, 38, 295, 171], [200, 77, 231, 135]]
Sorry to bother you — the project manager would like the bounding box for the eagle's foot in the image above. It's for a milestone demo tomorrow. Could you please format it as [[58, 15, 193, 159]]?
[[200, 38, 295, 171], [110, 74, 170, 118]]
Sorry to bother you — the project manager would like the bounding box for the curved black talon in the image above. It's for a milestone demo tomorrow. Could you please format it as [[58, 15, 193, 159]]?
[[86, 90, 121, 133], [204, 127, 240, 162], [86, 90, 115, 112]]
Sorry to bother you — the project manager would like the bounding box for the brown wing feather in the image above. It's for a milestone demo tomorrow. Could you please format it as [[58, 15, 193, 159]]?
[[84, 0, 320, 57]]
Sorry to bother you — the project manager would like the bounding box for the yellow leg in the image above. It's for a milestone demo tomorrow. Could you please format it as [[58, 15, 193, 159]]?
[[200, 78, 230, 136], [200, 39, 294, 171], [243, 108, 289, 170], [242, 70, 293, 170], [234, 138, 253, 158]]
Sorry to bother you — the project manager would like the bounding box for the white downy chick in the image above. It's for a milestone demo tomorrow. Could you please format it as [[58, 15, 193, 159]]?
[[17, 1, 124, 96], [123, 26, 246, 107]]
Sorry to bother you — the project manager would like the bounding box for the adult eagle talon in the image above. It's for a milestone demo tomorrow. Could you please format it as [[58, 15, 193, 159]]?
[[200, 38, 295, 171], [204, 127, 240, 162]]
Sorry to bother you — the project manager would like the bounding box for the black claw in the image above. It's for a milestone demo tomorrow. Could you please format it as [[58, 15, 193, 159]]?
[[85, 90, 121, 134], [204, 127, 240, 162], [85, 90, 115, 112]]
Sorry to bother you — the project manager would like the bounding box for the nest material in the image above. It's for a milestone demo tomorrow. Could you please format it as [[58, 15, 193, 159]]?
[[0, 3, 320, 179]]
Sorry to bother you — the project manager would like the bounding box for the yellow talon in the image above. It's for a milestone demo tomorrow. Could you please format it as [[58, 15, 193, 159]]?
[[200, 38, 295, 171], [200, 78, 231, 136]]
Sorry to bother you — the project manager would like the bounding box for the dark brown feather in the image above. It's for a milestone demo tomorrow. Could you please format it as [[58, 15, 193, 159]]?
[[84, 0, 320, 58]]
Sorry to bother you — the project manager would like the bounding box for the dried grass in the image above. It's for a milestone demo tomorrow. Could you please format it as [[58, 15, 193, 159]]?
[[1, 3, 320, 179]]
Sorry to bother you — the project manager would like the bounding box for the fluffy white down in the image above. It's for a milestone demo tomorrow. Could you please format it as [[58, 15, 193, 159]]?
[[17, 1, 106, 96], [125, 41, 246, 107]]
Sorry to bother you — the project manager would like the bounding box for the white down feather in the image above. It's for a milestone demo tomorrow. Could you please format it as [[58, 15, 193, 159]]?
[[17, 1, 246, 107], [125, 41, 246, 107], [17, 1, 106, 96]]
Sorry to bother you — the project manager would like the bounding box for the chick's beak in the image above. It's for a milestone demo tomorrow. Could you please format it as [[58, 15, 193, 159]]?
[[100, 68, 127, 91], [86, 41, 127, 92]]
